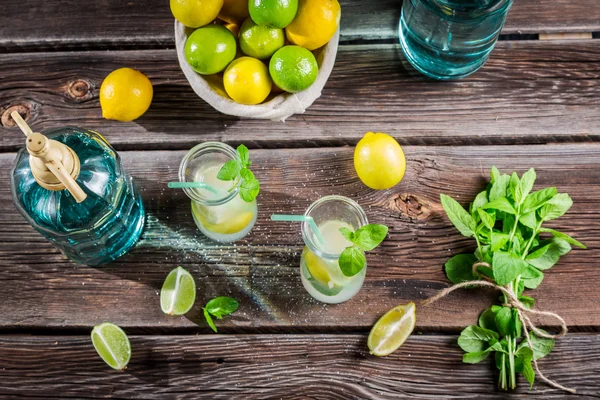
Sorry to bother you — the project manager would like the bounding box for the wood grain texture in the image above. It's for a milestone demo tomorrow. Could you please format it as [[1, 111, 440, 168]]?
[[1, 0, 599, 51], [1, 41, 600, 152], [1, 144, 598, 332], [0, 334, 598, 399]]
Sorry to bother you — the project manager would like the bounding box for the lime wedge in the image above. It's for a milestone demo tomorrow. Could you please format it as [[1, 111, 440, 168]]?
[[368, 302, 416, 356], [91, 322, 131, 370], [160, 266, 196, 316]]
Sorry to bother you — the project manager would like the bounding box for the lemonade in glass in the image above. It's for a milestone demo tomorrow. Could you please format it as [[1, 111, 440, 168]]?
[[300, 195, 368, 304], [179, 142, 257, 242]]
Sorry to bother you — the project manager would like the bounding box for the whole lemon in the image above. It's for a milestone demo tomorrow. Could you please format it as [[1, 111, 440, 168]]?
[[223, 57, 272, 105], [218, 0, 250, 24], [100, 68, 153, 122], [170, 0, 223, 28], [354, 132, 406, 190], [286, 0, 340, 50]]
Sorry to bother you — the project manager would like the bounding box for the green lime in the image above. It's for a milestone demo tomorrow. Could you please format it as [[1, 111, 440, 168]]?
[[269, 45, 318, 93], [91, 322, 131, 370], [185, 25, 237, 75], [160, 266, 197, 315], [249, 0, 298, 29], [239, 18, 285, 59]]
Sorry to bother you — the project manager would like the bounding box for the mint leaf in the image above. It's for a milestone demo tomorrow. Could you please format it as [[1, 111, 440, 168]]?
[[204, 308, 218, 333], [522, 187, 557, 213], [528, 332, 555, 360], [526, 239, 571, 270], [239, 168, 260, 202], [477, 208, 495, 230], [490, 166, 501, 184], [339, 227, 355, 242], [490, 174, 510, 201], [445, 253, 477, 284], [478, 308, 498, 331], [237, 144, 250, 167], [463, 350, 493, 364], [495, 306, 512, 336], [217, 159, 241, 181], [339, 246, 366, 277], [509, 172, 523, 204], [352, 224, 388, 251], [519, 211, 537, 230], [521, 265, 544, 289], [540, 228, 586, 249], [471, 190, 489, 212], [491, 233, 510, 252], [538, 193, 573, 221], [205, 296, 239, 319], [519, 168, 536, 199], [481, 197, 516, 215], [519, 295, 535, 309], [440, 194, 476, 237], [516, 346, 535, 387], [492, 251, 529, 285], [458, 325, 499, 353]]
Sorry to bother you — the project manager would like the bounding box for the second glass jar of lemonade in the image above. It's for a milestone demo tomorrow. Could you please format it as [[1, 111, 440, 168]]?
[[300, 195, 369, 304], [179, 142, 257, 242]]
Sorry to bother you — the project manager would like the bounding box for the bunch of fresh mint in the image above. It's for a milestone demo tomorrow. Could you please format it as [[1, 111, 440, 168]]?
[[339, 224, 388, 276], [217, 144, 260, 202], [440, 167, 585, 390]]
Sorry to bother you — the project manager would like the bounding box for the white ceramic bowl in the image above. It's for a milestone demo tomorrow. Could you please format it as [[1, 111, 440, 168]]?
[[174, 21, 340, 121]]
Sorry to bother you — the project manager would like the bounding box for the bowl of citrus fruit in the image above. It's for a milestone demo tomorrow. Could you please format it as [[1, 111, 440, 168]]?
[[172, 0, 340, 121]]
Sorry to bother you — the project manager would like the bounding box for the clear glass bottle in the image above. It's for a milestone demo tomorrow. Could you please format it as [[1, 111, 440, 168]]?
[[178, 142, 257, 243], [399, 0, 513, 80], [300, 195, 369, 304], [10, 117, 145, 266]]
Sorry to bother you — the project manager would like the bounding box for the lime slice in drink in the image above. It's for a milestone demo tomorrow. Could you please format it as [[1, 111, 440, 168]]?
[[91, 322, 131, 370], [160, 266, 196, 316], [368, 302, 416, 356]]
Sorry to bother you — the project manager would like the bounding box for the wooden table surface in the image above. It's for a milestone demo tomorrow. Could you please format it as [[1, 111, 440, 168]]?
[[1, 1, 600, 398]]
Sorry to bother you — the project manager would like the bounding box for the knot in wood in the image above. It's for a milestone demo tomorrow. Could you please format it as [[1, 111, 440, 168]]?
[[390, 193, 430, 220], [67, 79, 92, 101], [1, 104, 31, 128]]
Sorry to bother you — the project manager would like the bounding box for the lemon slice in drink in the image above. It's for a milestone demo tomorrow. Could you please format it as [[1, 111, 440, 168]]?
[[192, 202, 254, 234], [91, 322, 131, 370], [303, 248, 344, 295], [160, 266, 196, 316], [368, 302, 416, 356]]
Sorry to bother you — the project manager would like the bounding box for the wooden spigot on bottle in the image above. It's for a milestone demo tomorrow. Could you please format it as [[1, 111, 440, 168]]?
[[11, 111, 87, 203]]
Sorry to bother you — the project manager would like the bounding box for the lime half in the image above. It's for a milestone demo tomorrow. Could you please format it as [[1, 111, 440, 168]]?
[[160, 266, 197, 315], [368, 302, 416, 356], [91, 322, 131, 370]]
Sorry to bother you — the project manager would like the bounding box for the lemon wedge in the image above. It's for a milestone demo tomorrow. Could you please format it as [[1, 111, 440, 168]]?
[[368, 302, 416, 356]]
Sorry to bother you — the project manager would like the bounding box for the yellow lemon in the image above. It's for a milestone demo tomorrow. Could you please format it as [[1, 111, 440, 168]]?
[[223, 57, 272, 105], [170, 0, 223, 28], [368, 302, 416, 356], [100, 68, 153, 122], [303, 248, 333, 284], [218, 0, 250, 24], [354, 132, 406, 190], [285, 0, 340, 51]]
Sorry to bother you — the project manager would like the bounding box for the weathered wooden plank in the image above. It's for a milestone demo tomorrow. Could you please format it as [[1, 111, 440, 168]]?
[[0, 144, 598, 331], [1, 0, 599, 51], [1, 41, 600, 152], [0, 334, 598, 398]]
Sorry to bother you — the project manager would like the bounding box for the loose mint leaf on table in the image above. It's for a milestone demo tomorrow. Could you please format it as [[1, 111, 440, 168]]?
[[339, 247, 366, 277], [540, 228, 586, 249], [492, 251, 529, 285], [445, 253, 477, 284], [239, 168, 260, 202], [217, 159, 241, 181], [440, 194, 476, 237], [203, 296, 239, 333], [338, 224, 388, 277]]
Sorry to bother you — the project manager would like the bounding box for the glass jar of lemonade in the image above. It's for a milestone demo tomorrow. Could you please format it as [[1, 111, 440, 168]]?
[[300, 195, 369, 304], [178, 142, 257, 242]]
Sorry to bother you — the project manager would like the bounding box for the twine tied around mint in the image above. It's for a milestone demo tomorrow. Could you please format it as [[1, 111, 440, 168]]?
[[422, 261, 575, 394]]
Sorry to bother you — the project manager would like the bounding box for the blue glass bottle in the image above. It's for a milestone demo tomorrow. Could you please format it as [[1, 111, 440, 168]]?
[[399, 0, 513, 80], [10, 121, 145, 266]]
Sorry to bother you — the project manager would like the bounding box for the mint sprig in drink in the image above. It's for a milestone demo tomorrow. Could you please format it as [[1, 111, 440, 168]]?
[[178, 142, 258, 242]]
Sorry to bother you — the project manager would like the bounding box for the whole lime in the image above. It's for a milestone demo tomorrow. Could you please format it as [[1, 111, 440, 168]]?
[[185, 25, 236, 75], [239, 18, 285, 59], [249, 0, 298, 29], [269, 45, 318, 93]]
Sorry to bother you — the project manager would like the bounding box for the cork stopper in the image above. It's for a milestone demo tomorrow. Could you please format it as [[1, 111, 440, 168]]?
[[11, 111, 87, 203]]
